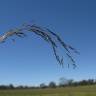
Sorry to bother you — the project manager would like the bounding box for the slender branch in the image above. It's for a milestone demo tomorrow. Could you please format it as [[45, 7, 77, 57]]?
[[0, 23, 79, 67]]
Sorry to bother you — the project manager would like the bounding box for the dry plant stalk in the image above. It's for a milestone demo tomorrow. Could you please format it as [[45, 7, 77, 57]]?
[[0, 23, 79, 68]]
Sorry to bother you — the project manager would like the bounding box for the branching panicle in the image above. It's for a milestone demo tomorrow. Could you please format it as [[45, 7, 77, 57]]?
[[0, 23, 79, 68]]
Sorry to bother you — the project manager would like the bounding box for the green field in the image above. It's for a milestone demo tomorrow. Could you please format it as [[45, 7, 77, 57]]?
[[0, 85, 96, 96]]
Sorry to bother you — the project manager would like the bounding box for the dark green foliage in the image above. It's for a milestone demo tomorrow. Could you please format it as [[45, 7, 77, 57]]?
[[48, 81, 56, 88], [40, 83, 47, 89]]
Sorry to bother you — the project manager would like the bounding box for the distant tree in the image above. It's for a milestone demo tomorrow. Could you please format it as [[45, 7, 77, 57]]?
[[40, 83, 47, 88], [79, 80, 89, 85], [48, 81, 56, 88], [16, 85, 24, 89], [94, 79, 96, 84], [0, 22, 79, 67], [59, 77, 69, 87], [9, 84, 14, 89], [68, 79, 74, 86], [0, 85, 8, 89], [87, 79, 94, 85]]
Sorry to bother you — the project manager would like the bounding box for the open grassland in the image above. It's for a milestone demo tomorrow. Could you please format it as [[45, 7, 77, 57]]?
[[0, 85, 96, 96]]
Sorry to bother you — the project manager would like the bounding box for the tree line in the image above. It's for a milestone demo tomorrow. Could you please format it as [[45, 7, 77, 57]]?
[[0, 78, 96, 89]]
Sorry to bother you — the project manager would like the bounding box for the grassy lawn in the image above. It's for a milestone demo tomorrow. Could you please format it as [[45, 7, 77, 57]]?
[[0, 85, 96, 96]]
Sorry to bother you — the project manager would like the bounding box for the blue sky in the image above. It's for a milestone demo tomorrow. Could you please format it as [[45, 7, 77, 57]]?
[[0, 0, 96, 86]]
